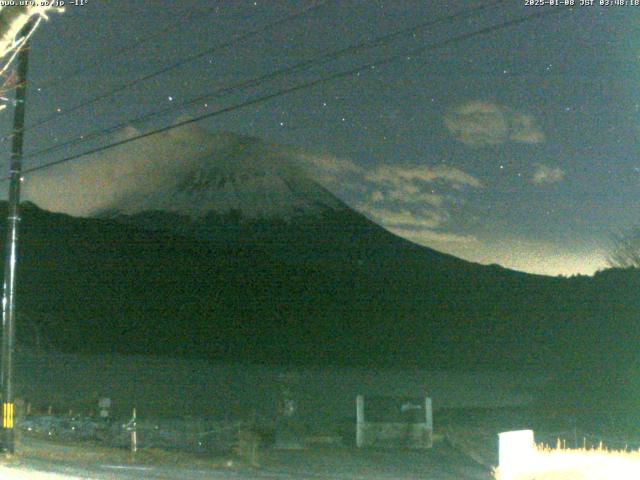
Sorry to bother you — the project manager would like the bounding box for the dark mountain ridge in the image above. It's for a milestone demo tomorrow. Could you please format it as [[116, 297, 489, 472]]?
[[3, 201, 636, 384]]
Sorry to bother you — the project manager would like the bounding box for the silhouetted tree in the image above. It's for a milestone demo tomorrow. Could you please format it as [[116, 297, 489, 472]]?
[[608, 227, 640, 268]]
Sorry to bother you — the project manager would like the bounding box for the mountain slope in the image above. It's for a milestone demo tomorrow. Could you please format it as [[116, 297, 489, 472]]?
[[5, 201, 635, 377]]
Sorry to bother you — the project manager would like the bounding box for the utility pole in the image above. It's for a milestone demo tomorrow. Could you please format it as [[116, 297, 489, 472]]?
[[1, 19, 33, 454]]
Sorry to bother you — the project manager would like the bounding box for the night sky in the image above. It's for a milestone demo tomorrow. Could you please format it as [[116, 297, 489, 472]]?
[[1, 1, 638, 276]]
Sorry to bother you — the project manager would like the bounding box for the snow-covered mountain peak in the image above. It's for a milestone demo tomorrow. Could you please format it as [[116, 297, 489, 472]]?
[[23, 126, 346, 221]]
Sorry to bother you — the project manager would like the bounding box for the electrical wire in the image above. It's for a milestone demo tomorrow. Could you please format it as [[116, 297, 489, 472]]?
[[34, 3, 335, 91], [20, 1, 329, 133], [17, 7, 568, 180], [32, 5, 209, 90], [22, 0, 507, 161]]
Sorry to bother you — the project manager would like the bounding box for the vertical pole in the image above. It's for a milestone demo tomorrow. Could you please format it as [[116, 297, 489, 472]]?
[[1, 20, 33, 454], [425, 397, 433, 448], [130, 407, 137, 453], [356, 395, 364, 448]]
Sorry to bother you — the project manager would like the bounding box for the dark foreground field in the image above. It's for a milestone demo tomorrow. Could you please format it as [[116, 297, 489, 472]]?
[[4, 404, 639, 479]]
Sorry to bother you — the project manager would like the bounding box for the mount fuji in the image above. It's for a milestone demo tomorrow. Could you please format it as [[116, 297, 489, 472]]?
[[101, 131, 347, 221], [56, 129, 465, 268], [12, 127, 640, 407]]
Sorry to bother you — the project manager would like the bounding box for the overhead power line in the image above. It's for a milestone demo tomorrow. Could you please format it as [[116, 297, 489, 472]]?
[[32, 6, 207, 90], [18, 7, 567, 179], [23, 0, 506, 160], [21, 1, 329, 133]]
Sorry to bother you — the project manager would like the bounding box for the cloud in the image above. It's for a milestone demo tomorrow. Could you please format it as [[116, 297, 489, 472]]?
[[358, 164, 477, 227], [23, 120, 222, 217], [531, 163, 565, 185], [510, 112, 546, 144], [294, 151, 364, 192], [360, 206, 446, 229], [289, 143, 481, 213], [361, 204, 480, 261], [444, 101, 544, 147], [370, 190, 385, 202], [365, 164, 482, 189], [350, 163, 482, 252], [375, 189, 444, 207], [295, 152, 362, 176]]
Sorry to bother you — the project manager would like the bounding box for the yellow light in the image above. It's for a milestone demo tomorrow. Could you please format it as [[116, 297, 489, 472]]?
[[495, 432, 640, 480]]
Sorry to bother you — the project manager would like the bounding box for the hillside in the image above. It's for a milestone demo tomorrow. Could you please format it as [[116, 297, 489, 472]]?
[[1, 202, 632, 374]]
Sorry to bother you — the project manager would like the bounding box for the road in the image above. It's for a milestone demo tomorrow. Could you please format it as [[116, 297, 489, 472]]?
[[0, 444, 492, 479]]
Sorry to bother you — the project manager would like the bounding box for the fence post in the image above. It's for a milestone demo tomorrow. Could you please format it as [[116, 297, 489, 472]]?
[[356, 395, 364, 448], [130, 408, 137, 454], [425, 397, 433, 448]]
